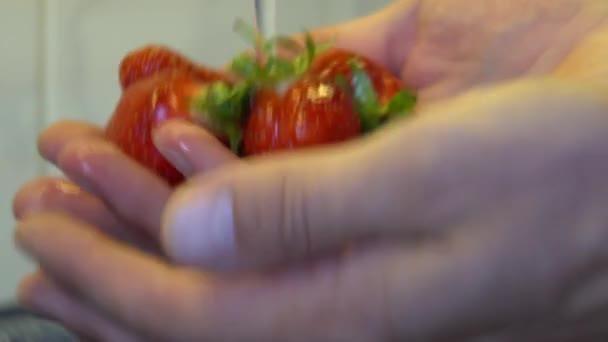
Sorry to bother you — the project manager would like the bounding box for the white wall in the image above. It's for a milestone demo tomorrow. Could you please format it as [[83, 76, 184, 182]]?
[[0, 0, 392, 303]]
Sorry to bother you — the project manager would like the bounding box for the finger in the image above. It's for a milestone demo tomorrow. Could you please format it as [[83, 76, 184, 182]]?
[[287, 0, 417, 74], [13, 177, 159, 253], [159, 133, 435, 271], [159, 78, 608, 272], [15, 210, 557, 341], [14, 210, 398, 340], [55, 137, 171, 240], [37, 120, 105, 164], [152, 119, 239, 177], [18, 272, 141, 342], [15, 212, 214, 341], [18, 82, 608, 341]]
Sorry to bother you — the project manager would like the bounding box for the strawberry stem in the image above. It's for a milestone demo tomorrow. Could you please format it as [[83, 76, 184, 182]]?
[[225, 124, 243, 153], [230, 19, 333, 86], [234, 18, 267, 66]]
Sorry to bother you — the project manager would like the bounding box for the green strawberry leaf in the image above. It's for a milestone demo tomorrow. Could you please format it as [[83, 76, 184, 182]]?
[[349, 59, 382, 131], [348, 58, 417, 132], [264, 56, 296, 82], [190, 80, 253, 153], [291, 32, 333, 75], [305, 32, 316, 64], [229, 19, 334, 86], [334, 74, 349, 91], [230, 53, 262, 79], [225, 124, 243, 155], [382, 90, 417, 119]]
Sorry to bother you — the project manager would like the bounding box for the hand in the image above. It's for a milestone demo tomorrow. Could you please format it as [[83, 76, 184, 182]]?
[[13, 119, 237, 253], [14, 0, 608, 340], [12, 119, 237, 341], [310, 0, 608, 103], [15, 79, 608, 341]]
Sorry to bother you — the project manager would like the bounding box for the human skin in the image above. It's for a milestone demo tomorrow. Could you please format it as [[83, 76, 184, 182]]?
[[12, 0, 608, 340]]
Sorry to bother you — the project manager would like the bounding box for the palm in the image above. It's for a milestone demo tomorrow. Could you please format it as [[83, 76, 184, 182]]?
[[397, 0, 608, 102]]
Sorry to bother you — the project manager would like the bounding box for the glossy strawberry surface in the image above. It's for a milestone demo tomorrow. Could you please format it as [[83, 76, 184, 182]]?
[[236, 40, 415, 156], [243, 77, 361, 155], [310, 48, 405, 104], [119, 45, 228, 90], [106, 69, 203, 185], [105, 24, 417, 184]]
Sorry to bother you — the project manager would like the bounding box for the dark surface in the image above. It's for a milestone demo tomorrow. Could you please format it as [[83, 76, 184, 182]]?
[[0, 305, 75, 342]]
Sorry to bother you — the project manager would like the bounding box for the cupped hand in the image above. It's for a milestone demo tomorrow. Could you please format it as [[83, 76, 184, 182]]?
[[13, 0, 608, 340], [15, 79, 608, 341]]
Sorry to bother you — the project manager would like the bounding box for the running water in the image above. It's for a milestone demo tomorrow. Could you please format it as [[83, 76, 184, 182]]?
[[251, 0, 277, 64], [253, 0, 276, 38]]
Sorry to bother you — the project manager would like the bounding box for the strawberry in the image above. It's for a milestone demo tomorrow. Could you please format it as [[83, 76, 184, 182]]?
[[119, 45, 230, 90], [105, 22, 417, 184], [224, 22, 417, 155], [242, 77, 361, 155], [105, 68, 250, 185], [310, 48, 405, 106]]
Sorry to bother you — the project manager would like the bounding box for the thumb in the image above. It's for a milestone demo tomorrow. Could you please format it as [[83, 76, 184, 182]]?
[[159, 125, 436, 272], [153, 119, 238, 176], [159, 78, 608, 272]]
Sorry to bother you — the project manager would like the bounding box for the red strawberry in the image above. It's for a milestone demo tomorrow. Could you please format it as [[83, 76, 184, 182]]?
[[225, 27, 417, 155], [310, 48, 405, 105], [119, 45, 230, 90], [242, 77, 361, 155], [106, 23, 417, 183], [105, 68, 249, 185]]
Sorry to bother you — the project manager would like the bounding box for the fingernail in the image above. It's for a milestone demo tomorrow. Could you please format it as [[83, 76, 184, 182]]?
[[57, 141, 117, 193], [153, 121, 196, 175], [14, 180, 82, 219], [161, 185, 238, 270]]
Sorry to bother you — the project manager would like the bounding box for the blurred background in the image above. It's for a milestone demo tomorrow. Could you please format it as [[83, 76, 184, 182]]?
[[0, 0, 392, 304]]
